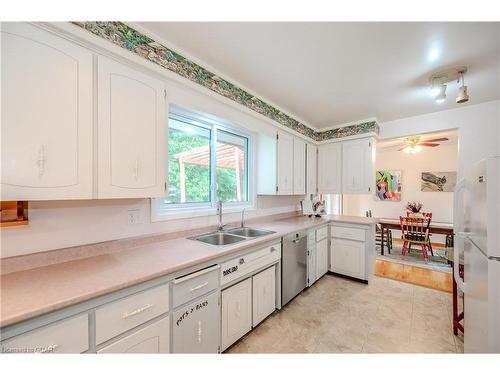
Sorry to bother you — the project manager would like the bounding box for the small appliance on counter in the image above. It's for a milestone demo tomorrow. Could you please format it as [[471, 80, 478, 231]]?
[[301, 197, 326, 217]]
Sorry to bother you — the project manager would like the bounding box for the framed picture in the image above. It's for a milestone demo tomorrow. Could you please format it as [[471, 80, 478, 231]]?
[[421, 171, 457, 192], [375, 170, 402, 201]]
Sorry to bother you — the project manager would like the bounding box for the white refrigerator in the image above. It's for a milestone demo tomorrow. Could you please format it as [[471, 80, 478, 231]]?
[[454, 156, 500, 353]]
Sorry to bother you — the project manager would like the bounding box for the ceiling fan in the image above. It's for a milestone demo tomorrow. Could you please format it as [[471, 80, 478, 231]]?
[[398, 135, 449, 153]]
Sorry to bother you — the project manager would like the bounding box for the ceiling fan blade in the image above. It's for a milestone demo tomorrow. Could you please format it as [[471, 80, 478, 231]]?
[[420, 143, 440, 147], [423, 137, 449, 142]]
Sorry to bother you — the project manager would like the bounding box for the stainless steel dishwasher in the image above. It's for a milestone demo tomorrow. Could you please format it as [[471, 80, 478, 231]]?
[[282, 231, 308, 306]]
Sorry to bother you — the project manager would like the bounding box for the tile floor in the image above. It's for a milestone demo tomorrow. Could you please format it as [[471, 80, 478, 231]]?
[[226, 274, 464, 353]]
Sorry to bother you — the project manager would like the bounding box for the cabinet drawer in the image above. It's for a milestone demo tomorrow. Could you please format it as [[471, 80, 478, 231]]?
[[173, 265, 219, 308], [220, 242, 281, 286], [172, 291, 219, 353], [316, 226, 328, 241], [331, 225, 366, 242], [95, 283, 169, 345], [97, 316, 169, 353], [0, 314, 88, 354]]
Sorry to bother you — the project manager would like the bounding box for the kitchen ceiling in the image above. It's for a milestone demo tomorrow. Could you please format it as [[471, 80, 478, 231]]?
[[135, 22, 500, 130]]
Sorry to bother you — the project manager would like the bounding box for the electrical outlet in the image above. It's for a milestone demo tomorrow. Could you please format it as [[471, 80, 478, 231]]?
[[127, 209, 141, 225]]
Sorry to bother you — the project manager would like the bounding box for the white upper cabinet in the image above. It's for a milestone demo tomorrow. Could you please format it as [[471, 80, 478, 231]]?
[[342, 138, 375, 194], [317, 142, 342, 194], [1, 23, 93, 200], [306, 144, 317, 195], [97, 56, 167, 198], [293, 137, 306, 195], [276, 131, 294, 195]]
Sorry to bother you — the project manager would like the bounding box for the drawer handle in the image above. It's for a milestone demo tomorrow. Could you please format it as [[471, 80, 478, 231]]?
[[189, 282, 209, 292], [197, 320, 203, 344], [239, 258, 245, 265], [39, 344, 59, 353], [270, 247, 277, 252], [122, 303, 153, 319]]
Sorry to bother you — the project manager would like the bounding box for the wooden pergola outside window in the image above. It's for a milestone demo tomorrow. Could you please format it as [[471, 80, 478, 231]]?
[[174, 143, 244, 203]]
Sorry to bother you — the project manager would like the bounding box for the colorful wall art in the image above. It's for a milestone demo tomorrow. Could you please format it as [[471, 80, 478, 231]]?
[[421, 171, 457, 192], [375, 170, 402, 201]]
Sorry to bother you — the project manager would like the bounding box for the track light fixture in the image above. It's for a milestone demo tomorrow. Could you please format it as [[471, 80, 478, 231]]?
[[429, 66, 469, 105], [456, 71, 469, 103]]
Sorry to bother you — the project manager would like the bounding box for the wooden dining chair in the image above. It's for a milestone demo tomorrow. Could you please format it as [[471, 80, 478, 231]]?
[[399, 216, 432, 262], [405, 211, 434, 256], [366, 210, 393, 253]]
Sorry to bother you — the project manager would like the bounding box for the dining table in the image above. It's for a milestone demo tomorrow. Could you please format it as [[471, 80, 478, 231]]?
[[378, 217, 454, 255]]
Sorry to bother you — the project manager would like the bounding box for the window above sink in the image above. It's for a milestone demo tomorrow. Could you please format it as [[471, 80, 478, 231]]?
[[152, 107, 256, 222]]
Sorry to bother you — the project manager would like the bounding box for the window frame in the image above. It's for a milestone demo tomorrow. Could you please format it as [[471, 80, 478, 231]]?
[[151, 108, 255, 222]]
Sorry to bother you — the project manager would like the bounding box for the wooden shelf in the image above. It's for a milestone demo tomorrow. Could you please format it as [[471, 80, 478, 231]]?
[[1, 201, 29, 227]]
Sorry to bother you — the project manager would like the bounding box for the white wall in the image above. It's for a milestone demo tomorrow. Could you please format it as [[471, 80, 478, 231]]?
[[343, 143, 458, 223], [379, 100, 500, 180]]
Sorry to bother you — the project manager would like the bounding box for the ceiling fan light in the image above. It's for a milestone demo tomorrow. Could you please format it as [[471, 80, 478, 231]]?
[[456, 85, 469, 103], [403, 145, 423, 154]]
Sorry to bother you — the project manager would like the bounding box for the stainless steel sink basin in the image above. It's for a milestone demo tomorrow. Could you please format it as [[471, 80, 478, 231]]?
[[190, 232, 247, 246], [226, 227, 276, 238]]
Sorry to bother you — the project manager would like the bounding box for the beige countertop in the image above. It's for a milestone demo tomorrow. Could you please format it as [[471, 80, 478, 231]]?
[[0, 214, 377, 328]]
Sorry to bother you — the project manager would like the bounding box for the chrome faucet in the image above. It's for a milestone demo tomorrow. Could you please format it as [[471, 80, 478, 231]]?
[[240, 208, 246, 228], [217, 201, 227, 232]]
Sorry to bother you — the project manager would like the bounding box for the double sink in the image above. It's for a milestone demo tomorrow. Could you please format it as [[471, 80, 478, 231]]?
[[189, 227, 276, 246]]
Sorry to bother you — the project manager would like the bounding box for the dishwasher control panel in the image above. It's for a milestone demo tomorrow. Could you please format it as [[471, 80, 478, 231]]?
[[220, 242, 281, 286]]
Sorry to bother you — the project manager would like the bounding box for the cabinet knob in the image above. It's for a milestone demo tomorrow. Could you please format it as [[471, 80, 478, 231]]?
[[239, 258, 245, 265], [270, 247, 277, 252]]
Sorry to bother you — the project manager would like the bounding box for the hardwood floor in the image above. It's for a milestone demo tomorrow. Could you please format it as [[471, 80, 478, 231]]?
[[375, 259, 452, 293]]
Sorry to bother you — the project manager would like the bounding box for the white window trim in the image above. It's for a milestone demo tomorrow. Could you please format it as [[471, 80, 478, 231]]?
[[151, 107, 256, 222]]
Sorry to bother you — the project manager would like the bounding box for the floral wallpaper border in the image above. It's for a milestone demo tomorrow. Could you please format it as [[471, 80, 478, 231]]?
[[73, 22, 379, 141]]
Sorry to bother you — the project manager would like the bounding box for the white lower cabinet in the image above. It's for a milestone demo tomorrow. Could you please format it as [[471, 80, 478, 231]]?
[[97, 316, 169, 353], [307, 244, 317, 286], [330, 238, 365, 279], [0, 314, 88, 354], [252, 266, 276, 326], [221, 278, 252, 351], [172, 292, 219, 353], [316, 238, 329, 279]]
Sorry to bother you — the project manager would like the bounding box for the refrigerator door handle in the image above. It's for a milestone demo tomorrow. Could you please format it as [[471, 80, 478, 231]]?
[[453, 178, 466, 235]]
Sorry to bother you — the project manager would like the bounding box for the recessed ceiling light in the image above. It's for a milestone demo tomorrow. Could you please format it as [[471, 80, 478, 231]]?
[[428, 47, 440, 62]]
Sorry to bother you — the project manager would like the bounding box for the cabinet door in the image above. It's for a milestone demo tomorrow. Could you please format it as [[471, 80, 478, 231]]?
[[307, 244, 317, 286], [330, 238, 365, 279], [316, 238, 329, 279], [342, 138, 374, 194], [172, 292, 219, 353], [1, 22, 93, 200], [306, 144, 317, 195], [252, 266, 276, 326], [221, 278, 252, 351], [276, 131, 294, 195], [97, 316, 169, 353], [97, 56, 167, 198], [293, 137, 306, 195], [317, 142, 342, 194]]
